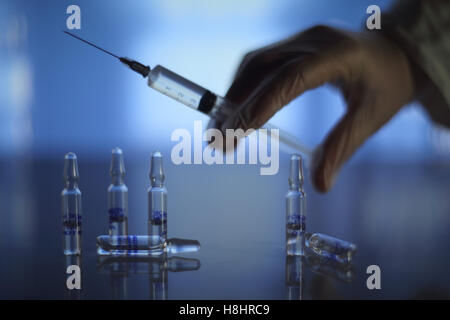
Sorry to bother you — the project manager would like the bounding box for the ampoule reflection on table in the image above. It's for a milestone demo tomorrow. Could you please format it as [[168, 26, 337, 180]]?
[[285, 256, 304, 300], [64, 255, 82, 299], [284, 251, 356, 300], [106, 258, 129, 300], [97, 255, 201, 300], [284, 246, 356, 300], [304, 251, 355, 283]]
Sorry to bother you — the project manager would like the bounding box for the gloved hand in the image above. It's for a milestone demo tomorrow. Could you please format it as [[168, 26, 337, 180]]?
[[213, 26, 416, 192]]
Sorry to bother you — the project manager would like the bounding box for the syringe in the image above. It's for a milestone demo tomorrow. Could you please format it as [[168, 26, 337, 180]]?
[[63, 31, 311, 155]]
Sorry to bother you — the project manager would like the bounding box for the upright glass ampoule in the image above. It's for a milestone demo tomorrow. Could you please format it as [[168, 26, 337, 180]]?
[[148, 152, 167, 247], [62, 152, 82, 255], [108, 147, 128, 238], [286, 154, 306, 256]]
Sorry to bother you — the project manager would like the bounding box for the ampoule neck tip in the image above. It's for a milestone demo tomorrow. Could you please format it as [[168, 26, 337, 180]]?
[[63, 152, 79, 180], [112, 147, 123, 155], [149, 151, 165, 187], [65, 152, 77, 160], [110, 147, 125, 175], [150, 151, 164, 175], [152, 151, 162, 158], [289, 153, 304, 187]]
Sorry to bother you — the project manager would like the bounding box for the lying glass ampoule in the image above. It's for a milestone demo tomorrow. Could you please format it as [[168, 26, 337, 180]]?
[[148, 152, 167, 246], [306, 233, 357, 264], [62, 153, 82, 255], [108, 147, 128, 238], [96, 235, 201, 256], [286, 154, 306, 256]]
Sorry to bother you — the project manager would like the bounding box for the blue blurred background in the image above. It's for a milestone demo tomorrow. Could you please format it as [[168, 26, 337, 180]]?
[[1, 0, 450, 299], [2, 0, 450, 162]]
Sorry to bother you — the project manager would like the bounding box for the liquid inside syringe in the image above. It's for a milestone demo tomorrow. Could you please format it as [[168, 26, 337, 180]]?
[[63, 31, 311, 156]]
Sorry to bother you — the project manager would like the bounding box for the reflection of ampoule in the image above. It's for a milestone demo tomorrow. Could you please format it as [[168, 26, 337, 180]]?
[[305, 251, 355, 283], [148, 152, 167, 246], [286, 154, 306, 256], [97, 256, 201, 274], [62, 153, 82, 255], [96, 255, 201, 300], [149, 257, 168, 300], [148, 256, 201, 300], [96, 235, 201, 256], [98, 256, 129, 299], [285, 256, 304, 300], [64, 255, 82, 299], [306, 233, 357, 264], [108, 147, 128, 238]]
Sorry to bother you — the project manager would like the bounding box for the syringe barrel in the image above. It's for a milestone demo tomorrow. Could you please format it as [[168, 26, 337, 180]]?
[[147, 65, 311, 156], [148, 65, 218, 114]]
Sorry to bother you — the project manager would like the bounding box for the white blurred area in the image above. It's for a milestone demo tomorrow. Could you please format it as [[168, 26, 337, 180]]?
[[0, 13, 33, 156], [0, 9, 35, 245], [1, 0, 450, 163], [126, 0, 279, 149]]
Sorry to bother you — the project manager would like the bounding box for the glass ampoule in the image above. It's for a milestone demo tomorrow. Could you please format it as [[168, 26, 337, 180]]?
[[62, 152, 82, 255], [108, 147, 128, 238], [306, 233, 357, 264], [96, 235, 201, 256], [286, 154, 306, 256], [148, 152, 168, 246]]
